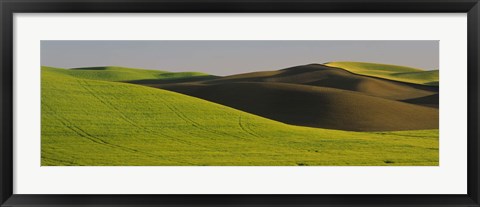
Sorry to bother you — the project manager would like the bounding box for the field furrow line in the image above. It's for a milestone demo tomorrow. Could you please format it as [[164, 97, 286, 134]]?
[[78, 80, 219, 153], [164, 101, 250, 141], [77, 80, 256, 158], [147, 95, 253, 157], [42, 157, 81, 166], [43, 101, 193, 165], [43, 102, 111, 145], [77, 79, 143, 128], [238, 116, 262, 138]]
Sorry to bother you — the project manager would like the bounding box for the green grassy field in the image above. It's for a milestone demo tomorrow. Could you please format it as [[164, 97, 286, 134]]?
[[41, 66, 438, 166], [325, 61, 439, 85], [43, 66, 211, 82]]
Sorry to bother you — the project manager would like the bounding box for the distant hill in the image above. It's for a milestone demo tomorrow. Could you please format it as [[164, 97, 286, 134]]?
[[41, 66, 439, 166], [43, 66, 214, 82], [325, 61, 439, 85]]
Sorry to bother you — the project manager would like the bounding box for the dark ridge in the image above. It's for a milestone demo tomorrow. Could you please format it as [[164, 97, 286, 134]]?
[[70, 66, 110, 70], [126, 75, 219, 84], [154, 82, 438, 132], [402, 94, 439, 108]]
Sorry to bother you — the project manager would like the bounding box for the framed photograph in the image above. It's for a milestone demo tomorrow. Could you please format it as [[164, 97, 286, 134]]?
[[1, 0, 479, 206]]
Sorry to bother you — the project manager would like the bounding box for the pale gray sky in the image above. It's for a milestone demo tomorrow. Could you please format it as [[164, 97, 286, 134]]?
[[41, 40, 439, 76]]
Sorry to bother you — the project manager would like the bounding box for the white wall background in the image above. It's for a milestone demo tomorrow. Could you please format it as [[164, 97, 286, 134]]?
[[13, 13, 467, 194]]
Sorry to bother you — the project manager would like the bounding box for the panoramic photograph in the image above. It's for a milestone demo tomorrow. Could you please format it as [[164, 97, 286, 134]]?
[[41, 40, 439, 166]]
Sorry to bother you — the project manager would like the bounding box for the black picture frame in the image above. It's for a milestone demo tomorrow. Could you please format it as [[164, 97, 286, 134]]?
[[1, 0, 479, 206]]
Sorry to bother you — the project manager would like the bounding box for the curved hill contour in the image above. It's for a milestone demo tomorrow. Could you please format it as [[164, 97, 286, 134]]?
[[158, 82, 438, 131]]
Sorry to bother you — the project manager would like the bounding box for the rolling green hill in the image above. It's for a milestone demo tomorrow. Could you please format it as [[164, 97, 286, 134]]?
[[41, 66, 438, 166], [325, 62, 439, 85], [42, 66, 213, 82]]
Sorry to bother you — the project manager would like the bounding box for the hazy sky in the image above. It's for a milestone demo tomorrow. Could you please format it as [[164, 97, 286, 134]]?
[[41, 40, 439, 76]]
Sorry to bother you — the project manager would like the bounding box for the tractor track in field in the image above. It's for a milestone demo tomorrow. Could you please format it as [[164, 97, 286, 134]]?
[[152, 93, 254, 142], [111, 81, 314, 154], [156, 94, 308, 153], [78, 80, 210, 150], [77, 80, 145, 129], [43, 101, 194, 165], [42, 156, 81, 166], [164, 102, 250, 141], [83, 81, 254, 158], [238, 116, 262, 138], [138, 96, 252, 157], [81, 80, 213, 151], [158, 98, 307, 156]]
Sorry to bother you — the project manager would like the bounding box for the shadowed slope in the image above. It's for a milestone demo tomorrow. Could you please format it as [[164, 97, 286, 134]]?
[[402, 94, 439, 108], [126, 75, 219, 84], [156, 82, 438, 131]]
